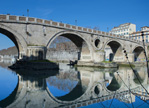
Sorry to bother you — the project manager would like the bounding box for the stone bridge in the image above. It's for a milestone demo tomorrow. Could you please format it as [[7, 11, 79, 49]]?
[[0, 14, 147, 64], [0, 66, 148, 108]]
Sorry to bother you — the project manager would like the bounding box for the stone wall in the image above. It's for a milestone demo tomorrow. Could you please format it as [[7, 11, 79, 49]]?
[[46, 50, 79, 62]]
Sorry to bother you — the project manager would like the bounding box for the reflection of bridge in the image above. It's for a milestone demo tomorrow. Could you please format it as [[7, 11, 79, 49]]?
[[133, 85, 149, 101], [0, 55, 16, 64], [0, 15, 147, 65], [0, 66, 148, 108]]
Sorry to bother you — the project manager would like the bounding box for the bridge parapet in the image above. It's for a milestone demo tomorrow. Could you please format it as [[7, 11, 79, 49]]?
[[0, 14, 142, 44]]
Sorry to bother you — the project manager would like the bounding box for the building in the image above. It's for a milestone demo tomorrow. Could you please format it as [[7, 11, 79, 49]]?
[[110, 23, 136, 37], [129, 26, 149, 43]]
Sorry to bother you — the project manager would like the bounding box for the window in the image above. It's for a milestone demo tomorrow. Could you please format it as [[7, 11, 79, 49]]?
[[146, 39, 148, 43]]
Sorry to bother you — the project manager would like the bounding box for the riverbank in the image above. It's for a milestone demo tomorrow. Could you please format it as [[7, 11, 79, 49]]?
[[75, 61, 147, 68], [76, 61, 118, 68], [117, 62, 147, 67], [46, 60, 118, 68], [11, 59, 147, 71], [8, 60, 59, 70]]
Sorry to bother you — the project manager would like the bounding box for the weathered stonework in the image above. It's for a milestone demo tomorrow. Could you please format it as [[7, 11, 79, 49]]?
[[0, 14, 147, 64]]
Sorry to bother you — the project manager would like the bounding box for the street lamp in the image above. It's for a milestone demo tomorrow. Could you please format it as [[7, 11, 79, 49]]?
[[27, 9, 29, 17]]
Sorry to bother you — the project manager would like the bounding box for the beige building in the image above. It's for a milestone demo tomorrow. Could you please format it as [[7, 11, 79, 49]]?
[[110, 23, 136, 37], [129, 26, 149, 43]]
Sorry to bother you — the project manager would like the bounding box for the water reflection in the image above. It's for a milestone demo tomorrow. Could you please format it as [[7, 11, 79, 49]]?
[[47, 64, 79, 97], [0, 61, 18, 107], [0, 62, 148, 108]]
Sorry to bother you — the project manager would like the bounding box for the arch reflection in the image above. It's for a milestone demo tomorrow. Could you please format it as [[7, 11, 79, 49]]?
[[0, 64, 148, 108]]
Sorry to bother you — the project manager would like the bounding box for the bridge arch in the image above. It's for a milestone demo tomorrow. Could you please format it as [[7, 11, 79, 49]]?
[[132, 46, 145, 62], [101, 71, 124, 94], [104, 40, 124, 62], [46, 31, 94, 61], [53, 80, 88, 101], [45, 71, 94, 104], [0, 24, 27, 59]]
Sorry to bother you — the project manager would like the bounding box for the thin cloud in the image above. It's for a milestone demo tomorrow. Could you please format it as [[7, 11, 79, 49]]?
[[36, 8, 53, 19]]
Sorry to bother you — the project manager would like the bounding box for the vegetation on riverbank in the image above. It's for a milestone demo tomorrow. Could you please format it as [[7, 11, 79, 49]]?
[[102, 61, 112, 63], [118, 63, 135, 67]]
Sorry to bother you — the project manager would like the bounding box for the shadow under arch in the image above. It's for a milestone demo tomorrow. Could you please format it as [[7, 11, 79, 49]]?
[[106, 75, 121, 91], [104, 40, 123, 62], [0, 24, 27, 58], [132, 46, 145, 62], [46, 31, 93, 61], [103, 71, 122, 92], [0, 76, 19, 108]]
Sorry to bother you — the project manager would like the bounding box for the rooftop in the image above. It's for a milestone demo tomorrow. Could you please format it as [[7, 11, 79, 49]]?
[[112, 23, 132, 29], [141, 26, 149, 28]]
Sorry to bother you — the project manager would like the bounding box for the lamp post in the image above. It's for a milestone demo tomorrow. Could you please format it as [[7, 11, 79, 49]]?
[[75, 20, 77, 26], [141, 31, 149, 78], [27, 9, 29, 17]]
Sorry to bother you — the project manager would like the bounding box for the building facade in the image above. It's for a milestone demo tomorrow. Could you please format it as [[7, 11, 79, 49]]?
[[110, 23, 136, 37], [129, 26, 149, 43]]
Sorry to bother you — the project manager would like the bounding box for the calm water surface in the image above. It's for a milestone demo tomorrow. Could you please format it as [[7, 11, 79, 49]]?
[[0, 61, 149, 108]]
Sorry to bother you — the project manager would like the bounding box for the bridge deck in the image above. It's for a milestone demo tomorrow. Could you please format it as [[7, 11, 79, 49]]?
[[0, 14, 142, 44]]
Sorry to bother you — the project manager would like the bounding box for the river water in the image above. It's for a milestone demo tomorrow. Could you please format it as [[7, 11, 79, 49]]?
[[0, 61, 148, 108]]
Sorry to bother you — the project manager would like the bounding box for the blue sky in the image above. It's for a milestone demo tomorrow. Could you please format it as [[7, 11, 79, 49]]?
[[0, 0, 149, 50]]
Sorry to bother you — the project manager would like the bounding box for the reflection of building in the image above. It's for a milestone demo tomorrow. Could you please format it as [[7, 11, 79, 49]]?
[[0, 55, 17, 63], [141, 95, 149, 100], [129, 26, 149, 43], [110, 23, 136, 37], [133, 86, 149, 101], [117, 93, 135, 103]]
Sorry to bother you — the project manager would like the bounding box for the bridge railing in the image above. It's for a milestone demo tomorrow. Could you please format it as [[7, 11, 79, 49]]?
[[0, 14, 142, 44], [58, 89, 139, 108]]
